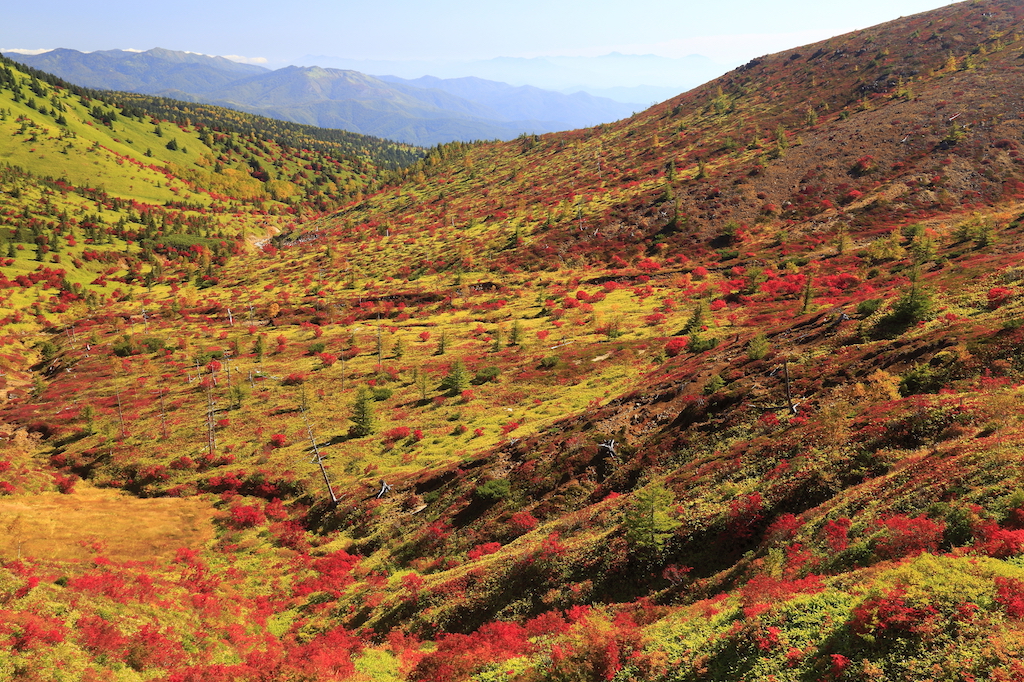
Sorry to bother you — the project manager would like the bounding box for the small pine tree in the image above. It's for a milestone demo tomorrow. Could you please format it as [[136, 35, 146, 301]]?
[[747, 333, 769, 360], [441, 360, 470, 395], [682, 302, 707, 335], [416, 372, 430, 401], [392, 335, 404, 360], [623, 482, 681, 557], [510, 321, 523, 346], [800, 275, 814, 314], [350, 388, 377, 437], [891, 277, 934, 324]]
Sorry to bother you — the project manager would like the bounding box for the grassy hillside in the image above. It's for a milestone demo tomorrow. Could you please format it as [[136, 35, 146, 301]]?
[[5, 1, 1024, 681], [11, 49, 639, 146]]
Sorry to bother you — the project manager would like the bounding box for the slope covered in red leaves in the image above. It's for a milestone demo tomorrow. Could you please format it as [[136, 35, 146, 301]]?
[[6, 1, 1024, 680]]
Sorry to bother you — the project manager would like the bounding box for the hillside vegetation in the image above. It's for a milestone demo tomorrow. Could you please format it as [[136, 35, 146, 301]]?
[[5, 1, 1024, 681], [11, 49, 640, 146]]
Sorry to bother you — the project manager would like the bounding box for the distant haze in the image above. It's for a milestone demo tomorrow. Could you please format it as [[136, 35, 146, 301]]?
[[292, 53, 733, 105]]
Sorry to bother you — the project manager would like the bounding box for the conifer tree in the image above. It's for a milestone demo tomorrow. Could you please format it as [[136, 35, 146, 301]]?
[[623, 481, 681, 557], [441, 359, 470, 396], [350, 388, 377, 437]]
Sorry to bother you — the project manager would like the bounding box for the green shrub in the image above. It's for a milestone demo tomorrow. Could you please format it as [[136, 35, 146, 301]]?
[[473, 366, 501, 384], [474, 479, 511, 502], [687, 334, 718, 353], [112, 335, 136, 357], [36, 340, 59, 362], [704, 375, 726, 394], [140, 337, 166, 353], [899, 363, 946, 396], [370, 387, 393, 401], [856, 298, 883, 317]]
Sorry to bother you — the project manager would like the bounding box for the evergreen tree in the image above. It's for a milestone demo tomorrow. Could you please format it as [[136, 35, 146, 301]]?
[[350, 388, 377, 437], [682, 301, 707, 335], [623, 481, 681, 557], [510, 320, 523, 346], [747, 333, 770, 360], [440, 360, 470, 396], [800, 274, 814, 314]]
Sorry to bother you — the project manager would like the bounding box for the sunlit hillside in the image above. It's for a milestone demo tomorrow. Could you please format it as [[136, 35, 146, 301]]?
[[5, 2, 1024, 681]]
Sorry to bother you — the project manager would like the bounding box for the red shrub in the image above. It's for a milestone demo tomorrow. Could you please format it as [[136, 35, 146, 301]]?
[[294, 550, 359, 597], [727, 492, 764, 539], [766, 513, 801, 540], [850, 588, 939, 638], [664, 336, 689, 357], [412, 621, 532, 682], [264, 498, 289, 521], [974, 521, 1024, 558], [2, 612, 66, 651], [382, 426, 412, 443], [823, 517, 852, 552], [401, 572, 425, 603], [525, 610, 571, 637], [873, 514, 944, 559], [644, 312, 667, 326], [510, 511, 539, 533], [77, 615, 129, 658], [468, 542, 501, 561], [53, 473, 77, 494], [228, 504, 266, 529], [988, 286, 1013, 309], [831, 654, 851, 675], [285, 627, 361, 679], [995, 577, 1024, 618]]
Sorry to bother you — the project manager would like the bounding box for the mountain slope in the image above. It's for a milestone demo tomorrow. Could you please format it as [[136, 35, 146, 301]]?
[[197, 65, 561, 143], [12, 48, 639, 145], [7, 1, 1024, 681], [12, 46, 269, 93]]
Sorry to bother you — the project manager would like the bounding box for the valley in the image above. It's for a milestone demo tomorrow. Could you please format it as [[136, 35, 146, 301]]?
[[4, 1, 1024, 680]]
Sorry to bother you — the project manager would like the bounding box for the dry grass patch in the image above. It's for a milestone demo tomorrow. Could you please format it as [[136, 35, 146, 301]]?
[[0, 483, 216, 563]]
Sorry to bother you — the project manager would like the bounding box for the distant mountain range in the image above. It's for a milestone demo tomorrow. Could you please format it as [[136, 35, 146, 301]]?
[[295, 52, 734, 104], [9, 48, 645, 146]]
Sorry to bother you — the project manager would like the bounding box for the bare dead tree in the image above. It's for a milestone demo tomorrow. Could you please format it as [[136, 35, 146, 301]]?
[[302, 405, 337, 504]]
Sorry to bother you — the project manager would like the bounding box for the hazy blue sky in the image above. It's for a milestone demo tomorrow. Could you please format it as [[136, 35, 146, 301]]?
[[4, 0, 951, 65]]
